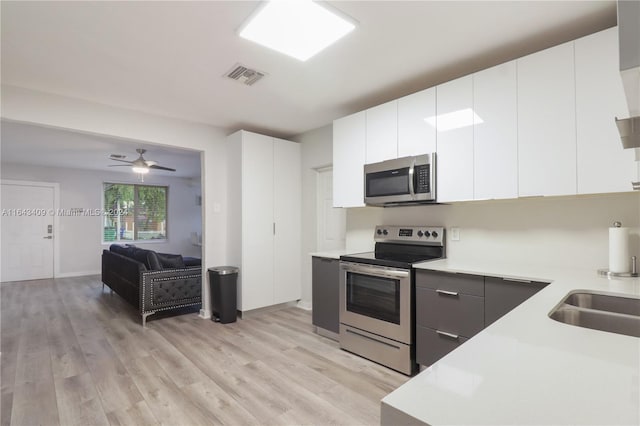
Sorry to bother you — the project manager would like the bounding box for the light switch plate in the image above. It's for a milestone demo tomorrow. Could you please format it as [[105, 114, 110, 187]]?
[[451, 227, 460, 241]]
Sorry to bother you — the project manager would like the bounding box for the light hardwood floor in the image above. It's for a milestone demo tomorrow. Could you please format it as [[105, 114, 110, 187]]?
[[1, 276, 408, 426]]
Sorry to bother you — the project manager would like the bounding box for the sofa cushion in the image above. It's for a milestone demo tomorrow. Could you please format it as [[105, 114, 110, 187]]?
[[110, 244, 135, 258], [156, 253, 186, 269], [131, 248, 163, 271], [183, 257, 202, 267]]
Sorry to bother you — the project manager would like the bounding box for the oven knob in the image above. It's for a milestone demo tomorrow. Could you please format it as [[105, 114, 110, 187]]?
[[431, 231, 438, 238], [417, 230, 423, 237], [377, 229, 382, 235], [424, 230, 431, 238], [383, 229, 388, 235]]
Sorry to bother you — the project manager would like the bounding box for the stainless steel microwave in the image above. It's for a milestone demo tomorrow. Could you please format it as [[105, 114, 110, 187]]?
[[364, 154, 436, 206]]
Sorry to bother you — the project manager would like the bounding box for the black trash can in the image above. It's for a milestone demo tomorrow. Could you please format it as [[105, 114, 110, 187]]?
[[208, 266, 239, 323]]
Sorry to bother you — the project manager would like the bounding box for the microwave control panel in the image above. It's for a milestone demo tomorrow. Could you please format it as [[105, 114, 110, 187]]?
[[414, 164, 431, 193]]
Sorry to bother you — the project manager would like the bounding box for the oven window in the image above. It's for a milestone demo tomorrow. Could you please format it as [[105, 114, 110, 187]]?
[[346, 273, 400, 324], [366, 168, 410, 197]]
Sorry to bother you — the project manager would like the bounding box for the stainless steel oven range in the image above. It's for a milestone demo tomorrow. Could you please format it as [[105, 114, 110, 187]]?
[[339, 225, 445, 375]]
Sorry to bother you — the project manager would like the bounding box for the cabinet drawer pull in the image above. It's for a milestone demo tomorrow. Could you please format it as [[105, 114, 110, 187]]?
[[502, 277, 532, 284], [436, 330, 459, 340], [436, 289, 459, 297]]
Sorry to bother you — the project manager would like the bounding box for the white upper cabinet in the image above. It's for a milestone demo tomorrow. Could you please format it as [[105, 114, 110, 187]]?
[[398, 87, 437, 157], [366, 100, 398, 164], [333, 111, 366, 207], [517, 41, 577, 197], [436, 75, 474, 202], [473, 61, 518, 200], [575, 28, 637, 194]]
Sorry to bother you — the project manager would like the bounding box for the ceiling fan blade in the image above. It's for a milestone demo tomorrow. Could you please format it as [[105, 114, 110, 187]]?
[[149, 164, 176, 172], [110, 158, 135, 164]]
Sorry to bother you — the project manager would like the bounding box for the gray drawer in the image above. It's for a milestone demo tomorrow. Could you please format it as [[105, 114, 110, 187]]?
[[416, 325, 469, 367], [416, 270, 484, 297], [416, 287, 484, 337]]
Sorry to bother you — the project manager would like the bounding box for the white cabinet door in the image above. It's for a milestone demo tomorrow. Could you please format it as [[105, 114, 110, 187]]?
[[241, 132, 274, 311], [575, 28, 636, 194], [273, 138, 301, 304], [473, 61, 518, 200], [398, 87, 437, 157], [436, 75, 474, 202], [366, 100, 398, 163], [333, 111, 366, 207], [517, 41, 576, 197]]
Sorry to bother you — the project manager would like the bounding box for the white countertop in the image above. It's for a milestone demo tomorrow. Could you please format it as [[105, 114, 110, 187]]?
[[309, 250, 348, 260], [383, 259, 640, 425]]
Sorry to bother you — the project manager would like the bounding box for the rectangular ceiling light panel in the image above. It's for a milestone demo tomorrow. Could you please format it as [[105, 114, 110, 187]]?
[[239, 0, 356, 61]]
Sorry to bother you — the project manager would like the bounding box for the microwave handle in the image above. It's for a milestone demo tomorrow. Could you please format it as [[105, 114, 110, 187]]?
[[408, 159, 416, 197]]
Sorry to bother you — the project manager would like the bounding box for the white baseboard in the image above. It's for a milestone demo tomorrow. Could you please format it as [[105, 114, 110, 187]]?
[[297, 300, 312, 310], [199, 309, 211, 319], [56, 270, 101, 278]]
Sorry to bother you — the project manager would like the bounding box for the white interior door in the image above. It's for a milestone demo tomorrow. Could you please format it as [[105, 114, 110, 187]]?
[[1, 182, 55, 282], [317, 168, 346, 251]]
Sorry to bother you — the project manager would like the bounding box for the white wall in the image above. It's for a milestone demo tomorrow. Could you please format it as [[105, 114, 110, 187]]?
[[1, 163, 202, 276], [348, 193, 640, 270], [293, 124, 336, 309], [1, 85, 226, 317]]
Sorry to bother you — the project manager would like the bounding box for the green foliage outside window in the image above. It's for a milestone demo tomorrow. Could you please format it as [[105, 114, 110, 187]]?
[[103, 183, 168, 242]]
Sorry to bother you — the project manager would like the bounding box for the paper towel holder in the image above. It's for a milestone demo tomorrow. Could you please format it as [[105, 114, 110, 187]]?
[[598, 256, 639, 278], [598, 222, 638, 277]]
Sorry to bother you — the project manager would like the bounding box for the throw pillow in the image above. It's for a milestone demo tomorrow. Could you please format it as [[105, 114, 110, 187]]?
[[156, 253, 186, 269]]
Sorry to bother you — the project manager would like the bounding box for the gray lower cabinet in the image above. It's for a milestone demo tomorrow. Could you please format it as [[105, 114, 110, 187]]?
[[415, 270, 548, 367], [416, 325, 469, 367], [415, 270, 485, 367], [311, 256, 340, 335], [485, 277, 548, 327]]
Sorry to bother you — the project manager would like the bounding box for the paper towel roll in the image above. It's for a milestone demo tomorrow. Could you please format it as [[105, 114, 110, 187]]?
[[609, 226, 630, 273]]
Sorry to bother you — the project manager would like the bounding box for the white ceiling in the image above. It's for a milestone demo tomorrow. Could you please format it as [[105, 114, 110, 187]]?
[[0, 1, 617, 174], [1, 120, 201, 178]]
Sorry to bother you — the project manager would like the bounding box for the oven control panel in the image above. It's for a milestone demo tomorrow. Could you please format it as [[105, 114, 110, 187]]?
[[374, 225, 445, 246]]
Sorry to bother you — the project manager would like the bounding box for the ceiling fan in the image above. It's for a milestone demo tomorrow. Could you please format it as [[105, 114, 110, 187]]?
[[109, 148, 176, 175]]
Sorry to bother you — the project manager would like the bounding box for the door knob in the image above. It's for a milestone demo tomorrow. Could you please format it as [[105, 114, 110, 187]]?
[[43, 236, 53, 239]]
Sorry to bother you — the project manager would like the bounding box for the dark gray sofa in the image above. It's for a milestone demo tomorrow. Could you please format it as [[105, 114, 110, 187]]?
[[101, 244, 202, 326]]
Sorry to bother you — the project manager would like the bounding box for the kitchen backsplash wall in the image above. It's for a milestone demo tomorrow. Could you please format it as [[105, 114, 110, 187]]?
[[346, 192, 640, 270]]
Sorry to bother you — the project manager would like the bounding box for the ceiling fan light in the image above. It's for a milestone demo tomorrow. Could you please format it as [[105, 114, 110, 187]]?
[[132, 166, 149, 174]]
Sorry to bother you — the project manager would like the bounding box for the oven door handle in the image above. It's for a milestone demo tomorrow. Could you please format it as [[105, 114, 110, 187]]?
[[342, 264, 410, 279]]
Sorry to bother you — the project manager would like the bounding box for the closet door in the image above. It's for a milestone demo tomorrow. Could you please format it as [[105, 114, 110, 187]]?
[[273, 138, 302, 304], [241, 132, 275, 311]]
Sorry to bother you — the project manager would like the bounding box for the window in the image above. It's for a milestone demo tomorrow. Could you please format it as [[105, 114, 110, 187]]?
[[103, 183, 168, 242]]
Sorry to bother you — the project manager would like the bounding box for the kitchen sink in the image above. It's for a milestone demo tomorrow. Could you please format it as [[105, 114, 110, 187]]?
[[549, 291, 640, 338]]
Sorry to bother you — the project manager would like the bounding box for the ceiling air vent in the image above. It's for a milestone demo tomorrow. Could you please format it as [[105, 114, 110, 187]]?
[[110, 154, 126, 159], [224, 63, 266, 86]]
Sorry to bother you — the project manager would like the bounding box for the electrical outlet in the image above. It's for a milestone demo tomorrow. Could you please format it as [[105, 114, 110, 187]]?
[[451, 227, 460, 241]]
